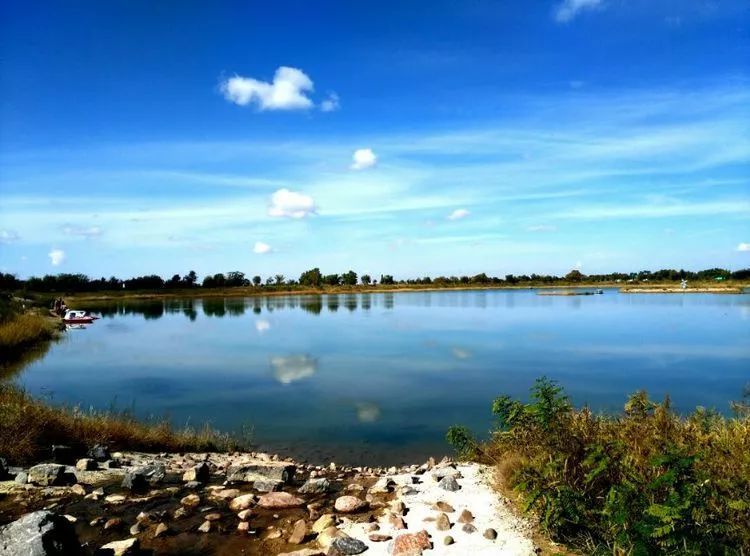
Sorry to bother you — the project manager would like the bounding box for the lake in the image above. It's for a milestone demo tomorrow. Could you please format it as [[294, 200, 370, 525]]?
[[8, 289, 750, 465]]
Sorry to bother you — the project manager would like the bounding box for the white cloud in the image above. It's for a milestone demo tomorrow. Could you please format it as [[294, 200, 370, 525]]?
[[270, 355, 317, 384], [554, 0, 603, 23], [447, 208, 470, 220], [452, 347, 471, 360], [62, 224, 102, 238], [220, 66, 314, 111], [255, 319, 271, 332], [738, 243, 750, 252], [48, 249, 65, 266], [253, 241, 272, 254], [527, 224, 558, 232], [351, 148, 377, 170], [320, 92, 340, 112], [268, 188, 316, 218], [0, 230, 20, 244]]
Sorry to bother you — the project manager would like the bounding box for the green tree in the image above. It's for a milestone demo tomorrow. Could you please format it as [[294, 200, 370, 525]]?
[[565, 269, 585, 282], [341, 270, 358, 286], [380, 274, 395, 285], [361, 274, 371, 285], [252, 275, 261, 286], [274, 274, 285, 285], [299, 267, 323, 287]]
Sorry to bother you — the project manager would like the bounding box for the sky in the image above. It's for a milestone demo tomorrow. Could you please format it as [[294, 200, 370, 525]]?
[[1, 0, 749, 281]]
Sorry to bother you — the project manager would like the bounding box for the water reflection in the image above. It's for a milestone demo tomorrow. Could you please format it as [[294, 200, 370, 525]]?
[[356, 402, 382, 423], [270, 355, 317, 384]]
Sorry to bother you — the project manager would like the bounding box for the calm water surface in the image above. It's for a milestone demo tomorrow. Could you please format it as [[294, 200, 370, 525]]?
[[9, 290, 750, 465]]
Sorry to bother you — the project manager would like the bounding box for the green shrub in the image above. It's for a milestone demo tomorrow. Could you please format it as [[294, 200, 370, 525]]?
[[452, 378, 750, 554]]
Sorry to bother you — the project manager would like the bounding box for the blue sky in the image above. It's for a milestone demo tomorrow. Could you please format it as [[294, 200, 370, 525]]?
[[1, 0, 748, 280]]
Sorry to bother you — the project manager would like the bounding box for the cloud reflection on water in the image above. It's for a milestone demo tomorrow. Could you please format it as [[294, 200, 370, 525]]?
[[270, 355, 317, 384]]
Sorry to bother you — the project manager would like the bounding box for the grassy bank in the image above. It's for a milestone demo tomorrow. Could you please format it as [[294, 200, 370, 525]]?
[[448, 379, 750, 554], [0, 306, 58, 354], [0, 383, 246, 465]]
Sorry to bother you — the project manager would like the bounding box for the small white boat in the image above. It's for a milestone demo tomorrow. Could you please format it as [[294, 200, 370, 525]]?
[[62, 310, 99, 324]]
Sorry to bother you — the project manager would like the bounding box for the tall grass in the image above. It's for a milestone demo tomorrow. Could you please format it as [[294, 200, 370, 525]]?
[[447, 378, 750, 554], [0, 384, 246, 465], [0, 313, 56, 352]]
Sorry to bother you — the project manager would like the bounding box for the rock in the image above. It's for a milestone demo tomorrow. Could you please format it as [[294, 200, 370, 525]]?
[[173, 507, 188, 519], [90, 517, 106, 527], [334, 496, 367, 513], [237, 509, 253, 521], [154, 522, 169, 538], [180, 493, 201, 507], [483, 528, 498, 540], [229, 493, 256, 511], [14, 471, 28, 485], [257, 492, 305, 509], [457, 509, 474, 523], [101, 460, 120, 469], [316, 526, 343, 549], [266, 529, 283, 539], [87, 444, 111, 462], [120, 472, 146, 491], [197, 521, 211, 533], [136, 512, 152, 524], [51, 445, 74, 465], [461, 523, 477, 534], [97, 537, 140, 556], [104, 518, 122, 530], [105, 494, 126, 504], [0, 511, 80, 556], [390, 531, 431, 555], [278, 550, 325, 556], [369, 477, 395, 494], [129, 523, 141, 535], [71, 484, 86, 496], [387, 514, 406, 530], [299, 477, 330, 494], [435, 513, 451, 531], [443, 535, 454, 545], [237, 521, 250, 534], [211, 488, 240, 500], [75, 458, 97, 471], [432, 467, 461, 480], [437, 476, 459, 492], [331, 537, 368, 554], [226, 462, 295, 484], [369, 533, 391, 542], [254, 479, 283, 492], [389, 500, 406, 515], [184, 480, 201, 489], [288, 519, 307, 544], [122, 463, 165, 491], [27, 464, 65, 486], [182, 462, 209, 483], [312, 514, 336, 533], [432, 501, 454, 513], [204, 513, 222, 522]]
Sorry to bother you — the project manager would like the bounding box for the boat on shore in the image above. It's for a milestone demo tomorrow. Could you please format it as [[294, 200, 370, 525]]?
[[62, 310, 99, 324]]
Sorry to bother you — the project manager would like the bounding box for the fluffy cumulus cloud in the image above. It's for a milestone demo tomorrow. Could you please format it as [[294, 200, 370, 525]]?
[[268, 188, 316, 218], [738, 243, 750, 252], [253, 241, 272, 254], [447, 208, 470, 220], [0, 229, 20, 244], [351, 148, 377, 170], [48, 248, 65, 266], [220, 66, 314, 111], [554, 0, 603, 22], [320, 92, 340, 112], [62, 224, 102, 238]]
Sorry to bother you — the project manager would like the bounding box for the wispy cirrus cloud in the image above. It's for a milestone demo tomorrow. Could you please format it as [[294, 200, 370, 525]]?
[[447, 208, 470, 221], [554, 0, 604, 23], [0, 230, 20, 244]]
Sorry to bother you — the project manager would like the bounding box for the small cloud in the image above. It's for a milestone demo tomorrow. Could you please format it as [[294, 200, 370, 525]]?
[[452, 347, 471, 360], [447, 208, 470, 221], [255, 319, 271, 333], [268, 188, 316, 219], [575, 260, 583, 269], [320, 92, 340, 112], [737, 243, 750, 252], [554, 0, 603, 23], [355, 402, 381, 423], [527, 224, 558, 232], [48, 249, 66, 266], [0, 230, 20, 244], [61, 224, 103, 238], [351, 148, 377, 170], [270, 355, 317, 384], [220, 66, 314, 111], [254, 241, 272, 254]]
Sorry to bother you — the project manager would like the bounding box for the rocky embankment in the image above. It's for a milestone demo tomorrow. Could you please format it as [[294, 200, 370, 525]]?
[[0, 448, 537, 555]]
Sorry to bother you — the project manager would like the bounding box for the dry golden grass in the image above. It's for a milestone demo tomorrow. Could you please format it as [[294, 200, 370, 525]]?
[[0, 313, 56, 351], [0, 384, 245, 465]]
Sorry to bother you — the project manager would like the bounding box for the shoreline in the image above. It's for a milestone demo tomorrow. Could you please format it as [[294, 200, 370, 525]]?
[[46, 281, 748, 304]]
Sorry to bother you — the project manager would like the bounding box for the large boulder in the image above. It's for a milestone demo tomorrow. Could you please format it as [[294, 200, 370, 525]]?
[[87, 444, 111, 462], [121, 463, 166, 491], [226, 462, 295, 484], [27, 464, 66, 486], [0, 511, 80, 555]]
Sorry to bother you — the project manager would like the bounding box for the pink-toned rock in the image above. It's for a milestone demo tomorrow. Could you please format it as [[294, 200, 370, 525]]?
[[288, 519, 307, 544], [334, 495, 368, 513], [229, 493, 256, 511], [257, 491, 305, 509], [391, 530, 432, 555], [388, 514, 407, 530]]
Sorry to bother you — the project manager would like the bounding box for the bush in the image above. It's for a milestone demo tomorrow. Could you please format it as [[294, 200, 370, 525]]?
[[448, 377, 750, 554]]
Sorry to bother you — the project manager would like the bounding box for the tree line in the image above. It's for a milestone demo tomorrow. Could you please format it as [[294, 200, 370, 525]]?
[[0, 266, 747, 293]]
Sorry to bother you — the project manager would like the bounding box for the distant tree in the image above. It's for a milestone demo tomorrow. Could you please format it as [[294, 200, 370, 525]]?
[[274, 274, 285, 285], [323, 274, 341, 286], [124, 275, 165, 290], [299, 267, 323, 287], [166, 274, 182, 289], [225, 271, 248, 287], [360, 274, 371, 285], [341, 270, 358, 286], [265, 276, 274, 285], [565, 269, 585, 282], [505, 274, 518, 284], [252, 275, 261, 286], [380, 274, 395, 285], [471, 273, 490, 284], [183, 270, 198, 287]]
